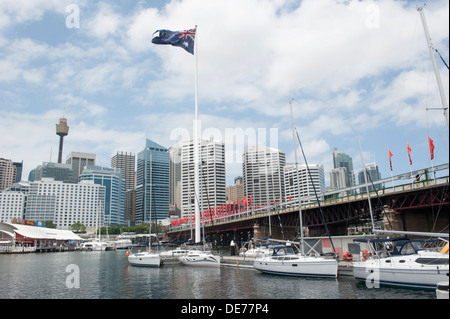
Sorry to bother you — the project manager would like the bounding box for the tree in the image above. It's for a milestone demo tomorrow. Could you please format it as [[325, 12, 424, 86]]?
[[70, 222, 86, 233]]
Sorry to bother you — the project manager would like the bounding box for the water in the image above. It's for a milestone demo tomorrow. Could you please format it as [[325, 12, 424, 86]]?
[[0, 251, 436, 300]]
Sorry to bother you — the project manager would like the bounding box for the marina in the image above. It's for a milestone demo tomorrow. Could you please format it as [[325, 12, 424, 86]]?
[[0, 249, 438, 300]]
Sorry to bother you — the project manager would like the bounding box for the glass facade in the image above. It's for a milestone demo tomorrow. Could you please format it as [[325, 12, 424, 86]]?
[[80, 166, 125, 226], [136, 139, 169, 223]]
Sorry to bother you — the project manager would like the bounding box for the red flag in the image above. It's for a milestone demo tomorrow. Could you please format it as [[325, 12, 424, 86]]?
[[388, 149, 393, 171], [428, 137, 435, 160], [407, 144, 412, 165]]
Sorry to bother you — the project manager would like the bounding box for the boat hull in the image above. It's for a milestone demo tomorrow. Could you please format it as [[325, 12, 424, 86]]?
[[128, 252, 161, 267], [179, 253, 221, 267], [353, 253, 449, 289], [254, 256, 338, 278]]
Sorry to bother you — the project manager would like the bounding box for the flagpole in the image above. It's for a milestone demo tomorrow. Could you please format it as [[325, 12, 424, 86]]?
[[193, 25, 201, 243]]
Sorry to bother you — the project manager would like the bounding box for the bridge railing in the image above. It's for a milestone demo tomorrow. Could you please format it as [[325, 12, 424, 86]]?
[[169, 164, 449, 232]]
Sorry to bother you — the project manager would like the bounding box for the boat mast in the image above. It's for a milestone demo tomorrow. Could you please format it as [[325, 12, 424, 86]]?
[[418, 6, 449, 132], [289, 99, 305, 255], [358, 138, 375, 232]]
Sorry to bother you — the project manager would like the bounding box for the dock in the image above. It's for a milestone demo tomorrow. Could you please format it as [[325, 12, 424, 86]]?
[[220, 256, 354, 276]]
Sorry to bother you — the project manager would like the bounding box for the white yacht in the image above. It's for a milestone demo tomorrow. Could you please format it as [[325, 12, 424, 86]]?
[[353, 238, 449, 289], [127, 250, 161, 267], [253, 245, 338, 278], [80, 240, 111, 251], [179, 250, 221, 267]]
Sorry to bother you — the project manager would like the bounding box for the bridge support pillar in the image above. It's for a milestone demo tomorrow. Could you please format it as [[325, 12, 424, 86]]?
[[383, 205, 404, 232]]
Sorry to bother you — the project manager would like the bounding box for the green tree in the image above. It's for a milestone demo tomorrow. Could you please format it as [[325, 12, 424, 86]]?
[[70, 222, 86, 233]]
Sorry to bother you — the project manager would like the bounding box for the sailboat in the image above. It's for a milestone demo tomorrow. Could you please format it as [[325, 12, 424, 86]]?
[[253, 100, 338, 278], [80, 203, 112, 251], [128, 232, 161, 267], [352, 7, 449, 290]]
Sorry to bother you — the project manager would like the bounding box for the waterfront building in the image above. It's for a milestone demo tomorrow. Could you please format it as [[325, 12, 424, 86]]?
[[169, 144, 182, 217], [357, 162, 382, 193], [226, 177, 244, 202], [31, 162, 76, 183], [80, 166, 125, 226], [0, 158, 21, 191], [66, 152, 96, 181], [0, 191, 26, 223], [111, 151, 136, 225], [136, 139, 170, 223], [284, 163, 325, 204], [180, 138, 226, 219], [242, 146, 286, 207], [24, 178, 106, 231]]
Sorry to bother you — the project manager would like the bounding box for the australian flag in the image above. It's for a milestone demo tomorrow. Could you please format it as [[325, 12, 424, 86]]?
[[152, 28, 196, 55]]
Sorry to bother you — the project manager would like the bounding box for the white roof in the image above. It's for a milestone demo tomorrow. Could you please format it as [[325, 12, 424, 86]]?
[[0, 222, 83, 241]]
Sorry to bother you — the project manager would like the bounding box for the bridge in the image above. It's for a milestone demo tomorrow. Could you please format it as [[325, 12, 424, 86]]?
[[166, 164, 449, 246]]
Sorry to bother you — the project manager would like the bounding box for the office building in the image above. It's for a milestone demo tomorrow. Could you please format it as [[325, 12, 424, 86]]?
[[32, 162, 76, 183], [331, 148, 355, 192], [180, 138, 226, 219], [169, 145, 182, 217], [136, 139, 170, 223], [242, 145, 286, 206], [0, 158, 18, 191], [226, 177, 244, 202], [0, 191, 26, 223], [111, 151, 136, 224], [24, 178, 106, 230], [358, 162, 382, 193], [66, 152, 96, 181], [80, 166, 125, 226], [284, 164, 325, 204]]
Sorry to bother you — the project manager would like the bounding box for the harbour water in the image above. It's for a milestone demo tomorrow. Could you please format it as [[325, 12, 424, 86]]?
[[0, 250, 436, 300]]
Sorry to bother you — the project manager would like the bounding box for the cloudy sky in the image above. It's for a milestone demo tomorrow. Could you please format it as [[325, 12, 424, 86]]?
[[0, 0, 448, 187]]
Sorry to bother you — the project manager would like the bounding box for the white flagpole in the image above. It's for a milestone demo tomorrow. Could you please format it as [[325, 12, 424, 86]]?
[[193, 25, 201, 243]]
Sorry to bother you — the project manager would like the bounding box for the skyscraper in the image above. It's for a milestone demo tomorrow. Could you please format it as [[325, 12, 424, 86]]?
[[169, 144, 182, 217], [331, 148, 355, 191], [136, 139, 169, 223], [80, 166, 125, 226], [66, 152, 96, 181], [358, 162, 382, 193], [0, 158, 18, 191], [180, 138, 226, 219], [284, 163, 325, 204], [111, 151, 136, 224], [242, 145, 286, 207]]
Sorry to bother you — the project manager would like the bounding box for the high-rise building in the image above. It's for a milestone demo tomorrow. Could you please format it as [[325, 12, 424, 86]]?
[[111, 151, 136, 225], [358, 162, 382, 193], [136, 139, 170, 223], [242, 145, 286, 207], [80, 166, 125, 226], [331, 148, 355, 191], [284, 164, 325, 204], [180, 138, 226, 219], [32, 162, 76, 183], [0, 158, 18, 191], [169, 144, 182, 217], [66, 152, 96, 181], [24, 178, 106, 230], [226, 177, 244, 202]]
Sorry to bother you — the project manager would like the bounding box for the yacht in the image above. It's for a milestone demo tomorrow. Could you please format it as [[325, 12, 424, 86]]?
[[127, 250, 162, 267], [254, 245, 338, 278], [179, 250, 221, 267], [353, 238, 449, 289]]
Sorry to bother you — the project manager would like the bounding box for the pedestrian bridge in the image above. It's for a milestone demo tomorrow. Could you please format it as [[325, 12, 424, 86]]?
[[167, 163, 449, 243]]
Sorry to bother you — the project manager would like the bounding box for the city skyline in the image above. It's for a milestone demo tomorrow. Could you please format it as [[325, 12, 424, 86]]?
[[0, 0, 448, 188]]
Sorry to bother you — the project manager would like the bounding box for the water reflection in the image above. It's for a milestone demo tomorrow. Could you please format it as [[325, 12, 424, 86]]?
[[0, 251, 436, 299]]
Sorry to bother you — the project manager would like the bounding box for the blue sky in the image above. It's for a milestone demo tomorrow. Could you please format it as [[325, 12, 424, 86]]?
[[0, 0, 448, 187]]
